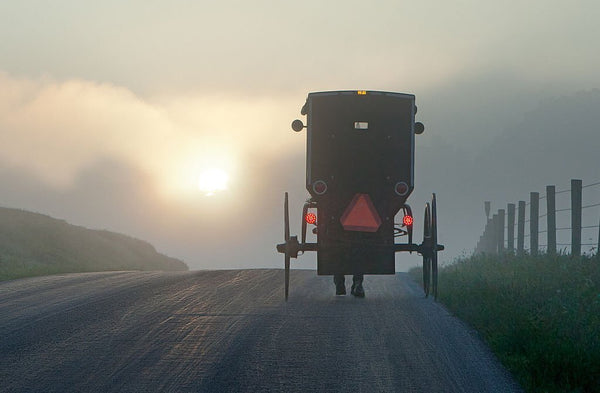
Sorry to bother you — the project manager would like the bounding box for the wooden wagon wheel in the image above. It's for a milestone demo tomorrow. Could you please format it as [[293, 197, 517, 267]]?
[[422, 202, 432, 297], [431, 193, 439, 300], [283, 192, 291, 301]]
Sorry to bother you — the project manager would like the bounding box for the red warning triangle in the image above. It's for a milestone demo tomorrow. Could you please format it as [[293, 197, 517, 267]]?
[[340, 194, 382, 232]]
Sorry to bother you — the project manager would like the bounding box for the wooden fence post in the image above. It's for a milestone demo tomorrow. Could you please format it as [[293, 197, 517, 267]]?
[[517, 200, 526, 255], [491, 213, 498, 254], [596, 216, 600, 256], [480, 220, 490, 253], [498, 209, 505, 254], [479, 221, 486, 254], [476, 236, 482, 254], [530, 192, 539, 256], [507, 203, 515, 253], [597, 216, 600, 257], [488, 217, 495, 254], [479, 201, 492, 254], [546, 185, 556, 255], [571, 179, 582, 256], [482, 218, 492, 253]]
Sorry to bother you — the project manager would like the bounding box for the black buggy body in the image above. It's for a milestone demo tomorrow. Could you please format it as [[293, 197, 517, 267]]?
[[306, 91, 415, 275], [277, 90, 443, 299]]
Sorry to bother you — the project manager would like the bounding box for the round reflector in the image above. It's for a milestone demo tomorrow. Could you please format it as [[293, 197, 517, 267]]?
[[305, 212, 317, 225], [395, 182, 409, 196], [312, 180, 327, 195], [415, 122, 425, 134], [403, 215, 414, 226], [291, 119, 304, 132]]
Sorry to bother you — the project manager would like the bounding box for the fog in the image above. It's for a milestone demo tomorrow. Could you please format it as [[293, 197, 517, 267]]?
[[0, 1, 599, 270]]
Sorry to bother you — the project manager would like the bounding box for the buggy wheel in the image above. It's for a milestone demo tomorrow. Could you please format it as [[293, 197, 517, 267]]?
[[283, 192, 290, 301], [431, 193, 438, 300], [422, 256, 431, 297], [422, 202, 432, 297]]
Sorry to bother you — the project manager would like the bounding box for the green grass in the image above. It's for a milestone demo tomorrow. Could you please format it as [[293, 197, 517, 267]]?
[[0, 260, 92, 281], [411, 253, 600, 393]]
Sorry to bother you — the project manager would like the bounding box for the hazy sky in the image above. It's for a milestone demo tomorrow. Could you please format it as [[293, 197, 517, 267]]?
[[1, 1, 599, 270]]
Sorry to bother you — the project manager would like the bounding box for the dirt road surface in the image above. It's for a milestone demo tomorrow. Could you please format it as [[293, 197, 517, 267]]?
[[0, 270, 522, 392]]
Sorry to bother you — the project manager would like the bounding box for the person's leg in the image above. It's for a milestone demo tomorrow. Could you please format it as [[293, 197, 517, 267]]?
[[333, 274, 346, 295], [351, 274, 365, 297]]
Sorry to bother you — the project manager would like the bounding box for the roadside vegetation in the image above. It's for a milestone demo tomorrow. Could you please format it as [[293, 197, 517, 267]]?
[[0, 207, 188, 281], [411, 253, 600, 393]]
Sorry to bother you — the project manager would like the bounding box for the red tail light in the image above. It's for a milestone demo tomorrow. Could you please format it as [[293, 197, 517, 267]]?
[[403, 215, 413, 226], [305, 212, 317, 225]]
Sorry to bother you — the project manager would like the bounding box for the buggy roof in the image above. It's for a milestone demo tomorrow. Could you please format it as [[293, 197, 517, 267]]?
[[307, 90, 415, 99]]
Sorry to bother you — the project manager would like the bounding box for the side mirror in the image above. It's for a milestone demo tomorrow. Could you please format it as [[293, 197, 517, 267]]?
[[415, 122, 425, 135], [291, 119, 305, 132]]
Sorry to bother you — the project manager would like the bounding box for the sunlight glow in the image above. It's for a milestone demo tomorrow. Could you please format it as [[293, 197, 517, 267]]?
[[198, 168, 229, 196]]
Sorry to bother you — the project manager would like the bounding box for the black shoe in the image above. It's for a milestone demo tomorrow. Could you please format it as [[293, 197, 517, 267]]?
[[335, 283, 346, 295], [351, 284, 365, 298]]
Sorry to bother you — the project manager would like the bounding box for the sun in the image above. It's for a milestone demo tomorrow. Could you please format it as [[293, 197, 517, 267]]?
[[198, 168, 229, 196]]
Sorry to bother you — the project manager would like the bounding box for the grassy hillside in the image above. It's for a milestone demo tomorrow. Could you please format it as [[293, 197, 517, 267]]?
[[411, 253, 600, 393], [0, 207, 188, 280]]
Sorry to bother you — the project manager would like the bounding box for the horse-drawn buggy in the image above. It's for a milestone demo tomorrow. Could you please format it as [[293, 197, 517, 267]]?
[[276, 90, 443, 300]]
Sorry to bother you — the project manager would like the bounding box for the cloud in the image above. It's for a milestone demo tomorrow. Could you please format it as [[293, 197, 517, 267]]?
[[0, 71, 172, 187], [0, 70, 311, 269], [0, 71, 302, 197]]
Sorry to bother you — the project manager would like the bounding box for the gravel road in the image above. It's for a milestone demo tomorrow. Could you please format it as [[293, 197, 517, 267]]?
[[0, 270, 522, 392]]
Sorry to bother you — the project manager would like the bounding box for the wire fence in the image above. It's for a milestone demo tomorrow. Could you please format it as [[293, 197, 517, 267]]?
[[475, 178, 600, 256]]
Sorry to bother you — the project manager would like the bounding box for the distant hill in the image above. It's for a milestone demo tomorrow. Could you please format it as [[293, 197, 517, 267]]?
[[0, 207, 188, 280]]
